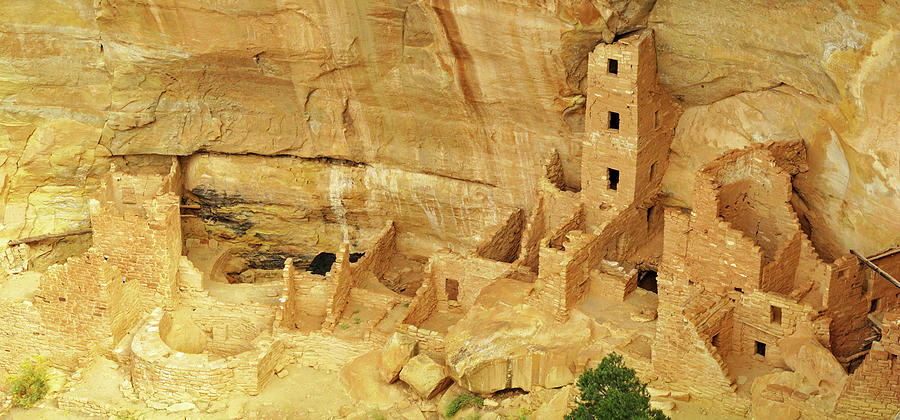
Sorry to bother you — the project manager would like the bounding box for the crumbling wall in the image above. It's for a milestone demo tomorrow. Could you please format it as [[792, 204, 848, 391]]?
[[281, 332, 376, 371], [475, 208, 525, 263], [654, 208, 750, 414], [90, 167, 182, 309], [759, 232, 802, 294], [543, 149, 568, 191], [35, 249, 144, 349], [276, 258, 297, 329], [397, 262, 446, 354], [323, 243, 354, 329], [130, 309, 282, 404], [401, 264, 438, 327], [835, 344, 900, 419], [518, 195, 546, 273], [530, 228, 596, 321], [350, 220, 396, 280], [864, 250, 900, 314], [734, 291, 824, 364], [0, 300, 79, 371], [590, 260, 638, 302], [428, 252, 517, 311], [823, 255, 872, 359]]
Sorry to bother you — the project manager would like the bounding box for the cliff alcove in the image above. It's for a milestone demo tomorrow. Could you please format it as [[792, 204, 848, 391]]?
[[1, 1, 899, 419]]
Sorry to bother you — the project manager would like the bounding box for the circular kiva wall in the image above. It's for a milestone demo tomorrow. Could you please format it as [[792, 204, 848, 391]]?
[[130, 308, 284, 404]]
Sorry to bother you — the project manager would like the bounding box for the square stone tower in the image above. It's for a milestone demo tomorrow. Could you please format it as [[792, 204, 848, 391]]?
[[581, 30, 677, 228]]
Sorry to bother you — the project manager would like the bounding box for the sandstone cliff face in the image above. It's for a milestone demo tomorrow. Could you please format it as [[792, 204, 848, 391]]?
[[1, 0, 898, 263]]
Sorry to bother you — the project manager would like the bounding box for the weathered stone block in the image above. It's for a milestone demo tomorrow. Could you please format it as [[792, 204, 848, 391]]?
[[399, 354, 452, 399], [380, 332, 418, 384]]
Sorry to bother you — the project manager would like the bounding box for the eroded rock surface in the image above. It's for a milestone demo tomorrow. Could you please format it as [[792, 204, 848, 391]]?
[[3, 0, 898, 268], [445, 302, 593, 393]]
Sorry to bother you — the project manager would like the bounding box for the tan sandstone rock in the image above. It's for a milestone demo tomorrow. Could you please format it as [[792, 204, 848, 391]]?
[[381, 332, 418, 384], [399, 354, 452, 400], [445, 301, 592, 393], [778, 327, 848, 395]]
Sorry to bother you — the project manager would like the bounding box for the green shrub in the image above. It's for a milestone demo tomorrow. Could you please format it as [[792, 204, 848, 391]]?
[[444, 393, 484, 418], [353, 316, 361, 324], [340, 323, 350, 330], [4, 356, 50, 408], [513, 407, 531, 420], [565, 352, 668, 420]]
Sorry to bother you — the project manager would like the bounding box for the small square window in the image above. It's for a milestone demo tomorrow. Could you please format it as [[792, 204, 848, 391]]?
[[755, 341, 766, 356], [607, 168, 620, 191], [870, 298, 880, 313], [608, 112, 620, 130], [608, 59, 618, 74], [770, 305, 782, 324]]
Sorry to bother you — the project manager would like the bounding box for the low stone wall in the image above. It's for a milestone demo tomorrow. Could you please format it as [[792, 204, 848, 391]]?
[[280, 331, 377, 371], [591, 261, 637, 301], [130, 309, 282, 404]]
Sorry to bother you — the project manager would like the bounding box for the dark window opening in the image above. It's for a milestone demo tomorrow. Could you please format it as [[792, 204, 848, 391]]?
[[446, 279, 460, 301], [870, 298, 880, 314], [637, 270, 658, 294], [755, 341, 766, 356], [607, 59, 618, 74], [607, 168, 620, 191], [307, 252, 336, 276], [608, 112, 620, 130], [654, 110, 660, 129], [734, 287, 743, 293], [349, 252, 365, 263], [646, 205, 655, 226], [770, 305, 782, 324], [712, 333, 721, 348], [58, 297, 66, 302]]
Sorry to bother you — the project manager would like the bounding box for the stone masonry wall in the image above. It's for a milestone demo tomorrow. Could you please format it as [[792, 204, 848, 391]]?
[[350, 220, 396, 280], [130, 309, 282, 404], [428, 252, 515, 311], [518, 195, 546, 273], [35, 249, 145, 350], [734, 290, 824, 364], [323, 243, 353, 330], [90, 170, 182, 310], [475, 208, 525, 263], [834, 344, 900, 419], [823, 255, 872, 359]]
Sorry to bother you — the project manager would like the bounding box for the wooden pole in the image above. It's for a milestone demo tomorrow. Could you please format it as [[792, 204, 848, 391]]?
[[7, 228, 92, 247], [851, 249, 900, 291]]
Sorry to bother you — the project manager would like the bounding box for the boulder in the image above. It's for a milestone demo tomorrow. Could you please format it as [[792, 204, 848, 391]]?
[[750, 372, 803, 420], [381, 333, 418, 384], [445, 300, 592, 393], [533, 386, 573, 419], [399, 354, 453, 399], [778, 326, 847, 395]]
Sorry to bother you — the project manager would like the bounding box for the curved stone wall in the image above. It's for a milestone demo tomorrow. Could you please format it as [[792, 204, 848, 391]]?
[[131, 308, 283, 404]]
